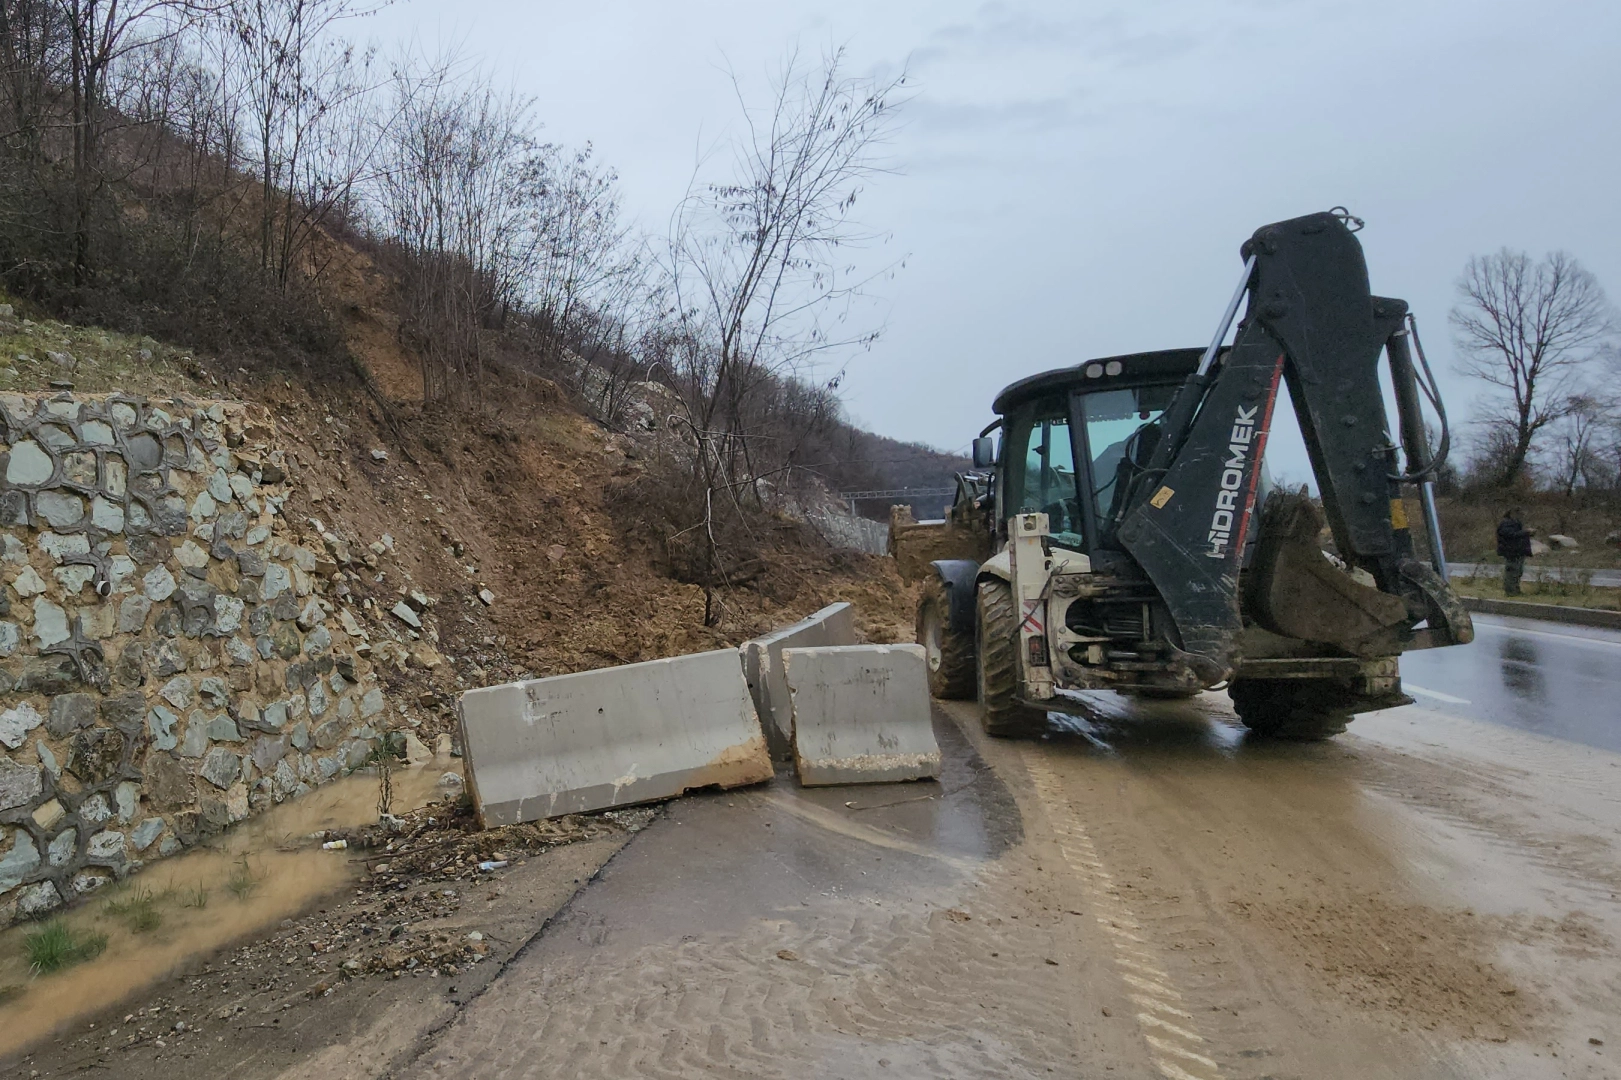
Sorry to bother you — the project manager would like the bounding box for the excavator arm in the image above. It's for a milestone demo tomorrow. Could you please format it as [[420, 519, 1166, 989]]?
[[1114, 210, 1472, 685]]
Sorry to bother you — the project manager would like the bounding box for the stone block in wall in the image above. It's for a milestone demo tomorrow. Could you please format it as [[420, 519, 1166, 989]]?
[[0, 392, 395, 927], [0, 701, 42, 748], [0, 758, 40, 810], [47, 692, 96, 737], [65, 727, 122, 783]]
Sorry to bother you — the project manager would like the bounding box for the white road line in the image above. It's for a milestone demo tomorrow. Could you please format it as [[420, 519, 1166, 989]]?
[[1138, 1013, 1205, 1041], [1154, 1057, 1220, 1080], [1102, 924, 1149, 945], [1404, 684, 1471, 705], [1147, 1034, 1221, 1069], [1129, 993, 1195, 1019], [1117, 956, 1173, 980], [1024, 752, 1224, 1079]]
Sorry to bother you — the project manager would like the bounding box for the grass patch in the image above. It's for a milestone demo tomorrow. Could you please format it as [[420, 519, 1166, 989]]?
[[181, 884, 209, 909], [0, 312, 192, 398], [1451, 573, 1621, 611], [225, 858, 258, 900], [103, 885, 163, 933], [24, 921, 108, 975]]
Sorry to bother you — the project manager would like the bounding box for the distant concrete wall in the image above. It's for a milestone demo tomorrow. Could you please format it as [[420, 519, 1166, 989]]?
[[458, 649, 773, 825], [809, 509, 889, 556], [740, 602, 856, 761], [0, 392, 392, 926], [784, 644, 940, 786]]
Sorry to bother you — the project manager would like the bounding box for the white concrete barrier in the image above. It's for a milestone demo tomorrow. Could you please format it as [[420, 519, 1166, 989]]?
[[740, 602, 857, 761], [783, 644, 941, 786], [457, 649, 773, 825]]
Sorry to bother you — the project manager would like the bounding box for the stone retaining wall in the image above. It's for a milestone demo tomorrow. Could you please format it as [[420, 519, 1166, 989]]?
[[0, 392, 388, 925]]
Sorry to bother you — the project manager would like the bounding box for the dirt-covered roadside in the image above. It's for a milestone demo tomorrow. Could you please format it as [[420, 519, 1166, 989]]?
[[4, 787, 654, 1080]]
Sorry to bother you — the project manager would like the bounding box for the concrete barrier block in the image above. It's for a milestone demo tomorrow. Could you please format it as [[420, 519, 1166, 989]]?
[[457, 649, 772, 825], [783, 644, 941, 786], [741, 602, 857, 761]]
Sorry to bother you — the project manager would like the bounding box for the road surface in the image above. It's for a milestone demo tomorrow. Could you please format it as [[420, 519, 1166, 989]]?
[[1450, 562, 1621, 588], [1402, 613, 1621, 753], [377, 646, 1620, 1080]]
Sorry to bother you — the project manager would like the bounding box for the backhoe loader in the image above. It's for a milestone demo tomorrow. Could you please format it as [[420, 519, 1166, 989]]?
[[895, 210, 1472, 738]]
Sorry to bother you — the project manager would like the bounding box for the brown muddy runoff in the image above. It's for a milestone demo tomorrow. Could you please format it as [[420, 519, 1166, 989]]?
[[0, 760, 456, 1055]]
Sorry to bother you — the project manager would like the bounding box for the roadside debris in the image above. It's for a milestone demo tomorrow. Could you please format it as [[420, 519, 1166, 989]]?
[[318, 797, 654, 892], [219, 798, 655, 986]]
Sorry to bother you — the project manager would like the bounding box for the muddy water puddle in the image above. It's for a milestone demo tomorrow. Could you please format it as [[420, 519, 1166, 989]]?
[[0, 759, 458, 1055]]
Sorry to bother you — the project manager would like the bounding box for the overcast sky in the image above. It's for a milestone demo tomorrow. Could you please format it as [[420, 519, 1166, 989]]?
[[367, 0, 1621, 481]]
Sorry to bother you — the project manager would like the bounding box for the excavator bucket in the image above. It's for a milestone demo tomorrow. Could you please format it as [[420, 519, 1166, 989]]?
[[1242, 491, 1409, 657]]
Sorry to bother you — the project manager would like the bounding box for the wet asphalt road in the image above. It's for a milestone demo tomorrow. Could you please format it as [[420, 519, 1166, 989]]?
[[1399, 613, 1621, 753]]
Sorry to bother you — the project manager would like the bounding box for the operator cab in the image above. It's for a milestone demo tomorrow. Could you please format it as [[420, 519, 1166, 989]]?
[[987, 349, 1208, 556]]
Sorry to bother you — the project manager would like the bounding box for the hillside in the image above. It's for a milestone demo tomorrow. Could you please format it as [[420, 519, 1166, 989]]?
[[0, 292, 917, 737], [831, 427, 972, 520]]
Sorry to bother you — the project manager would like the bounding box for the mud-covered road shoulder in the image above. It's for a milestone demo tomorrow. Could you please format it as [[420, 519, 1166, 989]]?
[[4, 824, 637, 1080]]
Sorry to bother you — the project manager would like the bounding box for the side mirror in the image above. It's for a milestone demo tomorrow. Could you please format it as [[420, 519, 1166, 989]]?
[[971, 436, 996, 469]]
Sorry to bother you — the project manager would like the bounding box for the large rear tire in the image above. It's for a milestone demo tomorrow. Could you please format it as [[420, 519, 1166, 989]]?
[[975, 579, 1048, 738], [917, 577, 975, 700], [1228, 678, 1351, 740]]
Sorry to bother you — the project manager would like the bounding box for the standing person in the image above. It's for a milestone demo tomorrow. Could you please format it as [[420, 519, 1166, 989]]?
[[1496, 509, 1533, 596]]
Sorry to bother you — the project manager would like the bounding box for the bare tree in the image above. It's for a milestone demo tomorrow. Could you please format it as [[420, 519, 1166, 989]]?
[[526, 145, 636, 358], [369, 51, 539, 402], [1546, 391, 1613, 495], [658, 47, 906, 621], [0, 0, 213, 280], [0, 1, 68, 157], [1451, 249, 1616, 487], [64, 1, 223, 280], [225, 0, 377, 284]]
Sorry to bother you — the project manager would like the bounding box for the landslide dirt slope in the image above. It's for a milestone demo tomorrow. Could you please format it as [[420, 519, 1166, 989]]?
[[307, 269, 912, 720], [270, 366, 914, 716]]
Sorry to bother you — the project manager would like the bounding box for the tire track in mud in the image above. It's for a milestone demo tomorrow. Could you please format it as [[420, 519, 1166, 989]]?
[[1339, 742, 1621, 910], [1023, 751, 1225, 1080], [398, 895, 1090, 1078], [391, 780, 1132, 1080]]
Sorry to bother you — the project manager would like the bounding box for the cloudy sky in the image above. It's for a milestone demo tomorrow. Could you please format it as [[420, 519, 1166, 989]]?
[[368, 0, 1621, 480]]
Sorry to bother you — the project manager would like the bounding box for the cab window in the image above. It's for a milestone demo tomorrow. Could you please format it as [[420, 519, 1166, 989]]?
[[1082, 384, 1176, 526], [1006, 406, 1084, 550]]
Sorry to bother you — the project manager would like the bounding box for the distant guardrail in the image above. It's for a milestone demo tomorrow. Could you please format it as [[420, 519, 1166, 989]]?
[[837, 487, 955, 515]]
